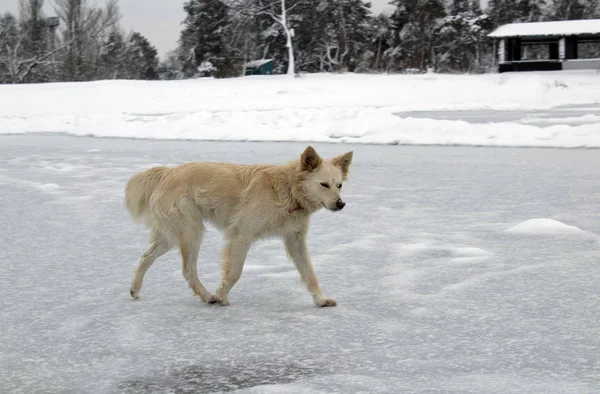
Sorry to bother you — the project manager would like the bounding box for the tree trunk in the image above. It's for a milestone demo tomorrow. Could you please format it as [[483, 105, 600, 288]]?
[[280, 0, 295, 77], [475, 39, 481, 71], [242, 37, 248, 77], [375, 36, 381, 71]]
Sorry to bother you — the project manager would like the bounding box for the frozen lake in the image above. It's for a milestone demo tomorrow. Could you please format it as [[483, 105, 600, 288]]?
[[1, 135, 599, 393]]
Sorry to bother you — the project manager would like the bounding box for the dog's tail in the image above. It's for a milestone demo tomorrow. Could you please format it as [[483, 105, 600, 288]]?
[[124, 166, 169, 225]]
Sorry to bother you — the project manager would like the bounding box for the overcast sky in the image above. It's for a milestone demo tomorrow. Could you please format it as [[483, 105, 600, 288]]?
[[0, 0, 394, 59]]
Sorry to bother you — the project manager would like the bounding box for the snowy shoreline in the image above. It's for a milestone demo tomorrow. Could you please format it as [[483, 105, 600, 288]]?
[[2, 71, 600, 148]]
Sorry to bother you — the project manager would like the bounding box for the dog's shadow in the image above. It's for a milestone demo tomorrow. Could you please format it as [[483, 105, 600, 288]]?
[[117, 359, 323, 393]]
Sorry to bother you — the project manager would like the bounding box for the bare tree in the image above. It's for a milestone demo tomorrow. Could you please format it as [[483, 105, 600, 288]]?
[[2, 0, 167, 83], [54, 0, 121, 81], [0, 4, 67, 83], [0, 31, 68, 83], [254, 0, 297, 76]]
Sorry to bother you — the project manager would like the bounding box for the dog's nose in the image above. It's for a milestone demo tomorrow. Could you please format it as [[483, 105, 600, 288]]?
[[336, 200, 346, 210]]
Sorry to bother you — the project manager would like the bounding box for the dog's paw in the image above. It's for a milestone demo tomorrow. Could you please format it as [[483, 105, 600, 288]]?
[[130, 289, 140, 300], [314, 295, 337, 307], [208, 294, 230, 306], [218, 298, 230, 306], [202, 293, 217, 304]]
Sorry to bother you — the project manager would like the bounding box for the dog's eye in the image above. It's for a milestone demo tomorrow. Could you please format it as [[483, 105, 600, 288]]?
[[320, 182, 330, 188], [337, 183, 342, 189]]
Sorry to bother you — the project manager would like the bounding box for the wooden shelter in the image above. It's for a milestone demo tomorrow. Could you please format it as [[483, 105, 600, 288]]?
[[488, 19, 600, 72]]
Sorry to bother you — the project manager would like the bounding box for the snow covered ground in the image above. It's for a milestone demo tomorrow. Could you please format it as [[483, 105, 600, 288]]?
[[1, 135, 599, 393], [1, 71, 600, 148]]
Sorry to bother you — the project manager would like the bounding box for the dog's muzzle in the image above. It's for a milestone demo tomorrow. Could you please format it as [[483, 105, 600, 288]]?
[[332, 199, 346, 211]]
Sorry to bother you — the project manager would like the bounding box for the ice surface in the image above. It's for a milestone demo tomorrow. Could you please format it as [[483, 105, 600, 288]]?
[[1, 135, 599, 393], [1, 72, 600, 148]]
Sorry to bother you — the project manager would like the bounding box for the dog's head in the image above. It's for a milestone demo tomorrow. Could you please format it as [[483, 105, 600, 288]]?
[[299, 146, 353, 212]]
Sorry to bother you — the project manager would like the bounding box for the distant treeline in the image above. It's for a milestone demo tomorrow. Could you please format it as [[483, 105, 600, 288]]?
[[1, 0, 599, 84]]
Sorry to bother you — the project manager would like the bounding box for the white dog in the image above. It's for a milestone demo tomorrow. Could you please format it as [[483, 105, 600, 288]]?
[[125, 146, 353, 307]]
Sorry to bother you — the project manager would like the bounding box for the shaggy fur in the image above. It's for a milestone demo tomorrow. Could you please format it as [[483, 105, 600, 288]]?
[[124, 146, 353, 307]]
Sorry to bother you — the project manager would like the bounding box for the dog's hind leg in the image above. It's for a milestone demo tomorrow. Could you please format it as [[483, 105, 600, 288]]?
[[214, 233, 252, 306], [130, 230, 171, 299], [180, 231, 215, 304]]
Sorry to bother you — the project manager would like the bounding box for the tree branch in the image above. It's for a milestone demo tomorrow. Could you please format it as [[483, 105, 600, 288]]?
[[286, 2, 300, 13], [16, 41, 69, 82], [254, 8, 282, 25], [325, 43, 339, 65]]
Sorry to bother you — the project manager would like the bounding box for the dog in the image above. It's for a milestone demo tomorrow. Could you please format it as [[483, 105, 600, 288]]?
[[124, 146, 353, 307]]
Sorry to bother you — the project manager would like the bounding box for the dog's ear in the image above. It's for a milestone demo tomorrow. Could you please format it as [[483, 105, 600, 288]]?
[[332, 151, 353, 180], [301, 146, 322, 172]]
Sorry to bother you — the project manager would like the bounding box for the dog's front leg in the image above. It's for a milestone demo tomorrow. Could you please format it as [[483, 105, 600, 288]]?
[[215, 234, 251, 306], [284, 232, 336, 307]]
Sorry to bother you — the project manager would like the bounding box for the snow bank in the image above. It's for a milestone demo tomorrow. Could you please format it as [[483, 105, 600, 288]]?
[[2, 71, 600, 147], [505, 218, 590, 237]]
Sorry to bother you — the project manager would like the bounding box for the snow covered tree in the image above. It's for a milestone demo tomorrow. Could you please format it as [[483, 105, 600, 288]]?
[[429, 0, 494, 73], [547, 0, 600, 20], [1, 0, 160, 83], [98, 29, 126, 78], [434, 12, 492, 73], [486, 0, 544, 28], [178, 0, 237, 78], [345, 10, 394, 73], [368, 13, 394, 71], [385, 0, 446, 71], [450, 0, 471, 14], [18, 0, 53, 82], [247, 0, 298, 76], [227, 0, 303, 75], [96, 30, 159, 80], [0, 5, 65, 84], [470, 0, 483, 14], [226, 0, 283, 72], [314, 0, 373, 72], [158, 50, 185, 80], [124, 32, 159, 80], [226, 0, 375, 74], [0, 13, 19, 83]]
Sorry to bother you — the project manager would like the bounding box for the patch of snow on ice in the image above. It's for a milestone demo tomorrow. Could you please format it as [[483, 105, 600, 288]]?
[[505, 218, 587, 236]]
